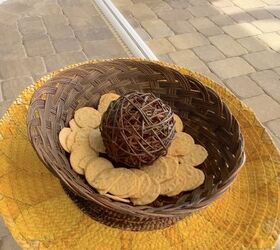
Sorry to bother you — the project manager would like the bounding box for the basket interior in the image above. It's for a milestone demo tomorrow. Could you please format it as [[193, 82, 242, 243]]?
[[27, 59, 244, 216]]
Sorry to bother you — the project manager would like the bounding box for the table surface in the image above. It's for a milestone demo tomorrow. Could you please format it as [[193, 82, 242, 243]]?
[[0, 0, 280, 249]]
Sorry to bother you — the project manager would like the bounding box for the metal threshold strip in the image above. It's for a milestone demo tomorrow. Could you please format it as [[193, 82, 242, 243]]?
[[95, 0, 158, 60]]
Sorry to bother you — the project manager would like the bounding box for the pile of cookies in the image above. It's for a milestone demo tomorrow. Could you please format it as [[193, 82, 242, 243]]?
[[59, 93, 208, 205]]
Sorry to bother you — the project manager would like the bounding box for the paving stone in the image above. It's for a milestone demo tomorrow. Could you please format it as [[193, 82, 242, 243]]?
[[1, 77, 33, 100], [164, 0, 190, 9], [147, 38, 175, 55], [0, 57, 46, 79], [266, 119, 280, 138], [169, 32, 209, 49], [248, 9, 274, 19], [274, 67, 280, 75], [131, 3, 157, 21], [208, 57, 255, 79], [141, 19, 173, 38], [243, 51, 280, 70], [0, 217, 9, 238], [193, 45, 225, 62], [165, 20, 196, 34], [75, 26, 114, 41], [53, 38, 81, 53], [0, 9, 18, 26], [243, 94, 280, 122], [149, 0, 172, 13], [188, 5, 220, 17], [212, 0, 234, 8], [44, 51, 87, 71], [258, 32, 280, 51], [250, 70, 280, 90], [0, 24, 21, 45], [209, 34, 247, 56], [157, 9, 192, 21], [252, 19, 280, 32], [58, 0, 93, 6], [113, 0, 134, 7], [63, 5, 99, 27], [18, 16, 46, 37], [0, 43, 25, 60], [0, 1, 31, 14], [24, 35, 54, 56], [188, 0, 210, 6], [157, 54, 173, 63], [267, 6, 280, 18], [126, 16, 140, 28], [222, 23, 261, 38], [262, 0, 280, 4], [135, 27, 151, 41], [233, 0, 266, 9], [43, 14, 68, 27], [189, 17, 223, 36], [29, 2, 62, 16], [0, 99, 13, 117], [237, 37, 267, 52], [169, 50, 210, 73], [209, 15, 235, 26], [1, 234, 21, 250], [47, 24, 74, 40], [225, 75, 264, 98], [267, 128, 280, 148], [221, 6, 255, 23], [82, 39, 128, 59]]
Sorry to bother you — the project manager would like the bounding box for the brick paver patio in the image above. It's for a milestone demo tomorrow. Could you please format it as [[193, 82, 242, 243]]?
[[114, 0, 280, 149], [0, 0, 280, 249]]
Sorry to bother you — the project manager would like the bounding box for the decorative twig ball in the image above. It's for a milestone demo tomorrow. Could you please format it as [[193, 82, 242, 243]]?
[[100, 91, 176, 167]]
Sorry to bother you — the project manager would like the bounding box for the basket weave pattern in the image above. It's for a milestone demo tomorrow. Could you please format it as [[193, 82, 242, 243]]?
[[27, 59, 245, 230]]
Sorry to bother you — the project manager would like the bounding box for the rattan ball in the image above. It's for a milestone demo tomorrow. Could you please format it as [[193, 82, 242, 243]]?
[[100, 91, 176, 167]]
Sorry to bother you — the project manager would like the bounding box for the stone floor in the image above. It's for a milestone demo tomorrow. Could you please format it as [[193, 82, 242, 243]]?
[[0, 0, 129, 117], [113, 0, 280, 149], [0, 0, 280, 249]]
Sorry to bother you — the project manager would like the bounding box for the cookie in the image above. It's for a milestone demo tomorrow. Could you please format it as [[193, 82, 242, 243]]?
[[89, 129, 106, 153], [70, 143, 97, 175], [167, 132, 195, 156], [142, 157, 173, 184], [69, 119, 80, 131], [178, 144, 208, 166], [98, 93, 120, 114], [74, 107, 101, 128], [103, 193, 130, 203], [174, 114, 183, 132], [85, 157, 114, 185], [107, 168, 138, 198], [75, 127, 93, 143], [91, 167, 124, 194], [131, 178, 160, 205], [79, 155, 97, 171], [66, 131, 77, 152], [59, 127, 71, 153], [163, 167, 187, 196], [182, 165, 205, 191], [130, 169, 152, 199]]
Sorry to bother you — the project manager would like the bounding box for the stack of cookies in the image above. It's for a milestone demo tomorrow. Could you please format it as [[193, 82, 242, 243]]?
[[59, 93, 208, 205]]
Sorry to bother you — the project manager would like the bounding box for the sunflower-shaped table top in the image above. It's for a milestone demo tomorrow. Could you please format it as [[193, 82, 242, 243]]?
[[0, 60, 279, 250]]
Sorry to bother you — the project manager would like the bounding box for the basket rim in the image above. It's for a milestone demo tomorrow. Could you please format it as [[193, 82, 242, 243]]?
[[27, 58, 246, 217]]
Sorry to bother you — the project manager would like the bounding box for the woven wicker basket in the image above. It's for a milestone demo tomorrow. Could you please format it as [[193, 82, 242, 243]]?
[[27, 59, 245, 231]]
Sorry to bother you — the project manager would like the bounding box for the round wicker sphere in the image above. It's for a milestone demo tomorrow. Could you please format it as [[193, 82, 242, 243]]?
[[100, 91, 176, 167]]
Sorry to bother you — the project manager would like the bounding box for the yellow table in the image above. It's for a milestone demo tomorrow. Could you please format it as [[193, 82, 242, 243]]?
[[0, 61, 279, 249]]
